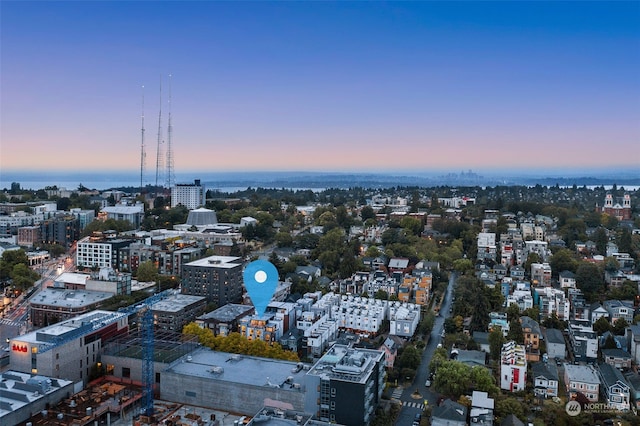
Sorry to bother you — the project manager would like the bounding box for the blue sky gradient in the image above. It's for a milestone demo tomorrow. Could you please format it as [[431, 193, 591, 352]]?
[[1, 1, 639, 178]]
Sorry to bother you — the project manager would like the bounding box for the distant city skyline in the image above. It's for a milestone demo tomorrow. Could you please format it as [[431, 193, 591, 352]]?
[[1, 2, 639, 179]]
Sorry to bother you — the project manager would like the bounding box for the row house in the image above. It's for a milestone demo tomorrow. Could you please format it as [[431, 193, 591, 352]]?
[[525, 240, 550, 263], [568, 288, 590, 322], [389, 304, 420, 337], [590, 303, 609, 325], [530, 262, 552, 287], [477, 232, 497, 262], [567, 321, 598, 362], [534, 286, 570, 320], [301, 313, 339, 358]]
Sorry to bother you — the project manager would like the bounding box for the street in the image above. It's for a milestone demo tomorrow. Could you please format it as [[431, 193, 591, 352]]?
[[394, 271, 456, 425]]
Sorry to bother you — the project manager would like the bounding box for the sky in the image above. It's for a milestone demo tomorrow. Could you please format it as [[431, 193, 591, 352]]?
[[1, 1, 639, 181]]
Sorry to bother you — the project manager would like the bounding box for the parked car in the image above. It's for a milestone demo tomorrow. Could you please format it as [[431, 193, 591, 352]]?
[[425, 379, 431, 387]]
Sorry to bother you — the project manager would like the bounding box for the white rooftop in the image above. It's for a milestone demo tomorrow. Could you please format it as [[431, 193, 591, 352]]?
[[185, 255, 243, 269]]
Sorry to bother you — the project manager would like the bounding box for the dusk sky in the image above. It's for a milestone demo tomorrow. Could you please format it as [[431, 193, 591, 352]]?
[[1, 1, 639, 179]]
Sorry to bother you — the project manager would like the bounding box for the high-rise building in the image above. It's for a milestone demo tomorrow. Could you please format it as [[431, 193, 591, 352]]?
[[180, 255, 243, 305], [171, 179, 205, 209]]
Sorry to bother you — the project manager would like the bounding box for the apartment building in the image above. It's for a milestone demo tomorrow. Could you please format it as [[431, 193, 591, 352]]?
[[180, 255, 243, 305], [500, 341, 527, 392], [171, 179, 205, 209], [305, 344, 385, 425]]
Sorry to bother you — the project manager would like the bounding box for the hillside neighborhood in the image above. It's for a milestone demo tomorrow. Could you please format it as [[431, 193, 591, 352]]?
[[0, 183, 639, 425]]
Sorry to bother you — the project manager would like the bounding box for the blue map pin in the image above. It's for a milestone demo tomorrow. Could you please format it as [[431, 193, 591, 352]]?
[[243, 260, 279, 317]]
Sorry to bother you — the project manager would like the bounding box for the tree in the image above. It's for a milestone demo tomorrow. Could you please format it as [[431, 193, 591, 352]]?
[[495, 397, 525, 423], [360, 206, 376, 222], [613, 318, 629, 336], [136, 260, 158, 283], [593, 316, 611, 335], [505, 303, 521, 322], [506, 319, 524, 344], [575, 262, 605, 301], [0, 249, 31, 280], [397, 345, 421, 371], [488, 328, 505, 361], [549, 249, 578, 276]]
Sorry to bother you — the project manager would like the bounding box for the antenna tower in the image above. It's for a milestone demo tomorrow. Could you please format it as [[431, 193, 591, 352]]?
[[140, 86, 146, 195], [165, 74, 175, 189], [155, 78, 164, 196]]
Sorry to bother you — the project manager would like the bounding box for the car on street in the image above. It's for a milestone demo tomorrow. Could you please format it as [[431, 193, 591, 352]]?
[[425, 379, 431, 387]]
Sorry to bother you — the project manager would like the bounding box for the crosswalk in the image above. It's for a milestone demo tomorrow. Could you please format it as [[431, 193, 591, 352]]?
[[402, 401, 425, 409], [391, 387, 403, 399], [0, 318, 23, 327]]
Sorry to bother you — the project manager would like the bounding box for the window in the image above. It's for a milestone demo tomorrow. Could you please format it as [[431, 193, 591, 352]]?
[[186, 390, 196, 397], [122, 367, 131, 378]]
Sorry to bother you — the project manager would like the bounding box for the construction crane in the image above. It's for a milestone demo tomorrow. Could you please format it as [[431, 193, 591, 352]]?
[[118, 289, 173, 417]]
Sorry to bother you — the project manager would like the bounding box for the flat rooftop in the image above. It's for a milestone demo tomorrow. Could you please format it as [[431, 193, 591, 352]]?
[[29, 288, 113, 308], [17, 310, 127, 346], [164, 347, 308, 390], [184, 255, 243, 269], [151, 294, 206, 313], [307, 344, 383, 384], [0, 371, 73, 420], [197, 304, 254, 322]]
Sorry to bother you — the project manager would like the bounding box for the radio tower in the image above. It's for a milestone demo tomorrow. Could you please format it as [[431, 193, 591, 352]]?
[[165, 74, 175, 189], [139, 86, 146, 195], [155, 78, 164, 197]]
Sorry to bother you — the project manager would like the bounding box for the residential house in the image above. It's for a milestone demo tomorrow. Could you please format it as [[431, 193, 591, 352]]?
[[473, 331, 491, 354], [545, 328, 566, 360], [601, 348, 632, 370], [500, 341, 527, 392], [532, 361, 559, 398], [559, 270, 577, 289], [431, 399, 468, 426], [590, 303, 609, 325], [626, 324, 640, 365], [567, 321, 598, 362], [381, 336, 403, 369], [521, 316, 541, 362], [597, 363, 631, 411], [604, 300, 635, 325], [623, 371, 640, 410], [564, 364, 600, 402], [470, 390, 495, 426]]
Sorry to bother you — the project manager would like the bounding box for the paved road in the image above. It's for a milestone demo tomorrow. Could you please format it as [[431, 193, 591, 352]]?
[[394, 272, 456, 425]]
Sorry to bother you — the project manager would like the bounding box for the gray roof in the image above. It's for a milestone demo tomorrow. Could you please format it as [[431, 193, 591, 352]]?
[[601, 348, 631, 360], [531, 361, 558, 381], [559, 270, 575, 279], [164, 347, 308, 388], [151, 294, 206, 313], [473, 331, 490, 346], [520, 316, 541, 335], [598, 362, 630, 390], [30, 288, 113, 308], [186, 208, 218, 226], [564, 364, 599, 384], [500, 414, 525, 426], [307, 344, 384, 384], [432, 399, 467, 422], [197, 304, 254, 322], [545, 328, 565, 345]]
